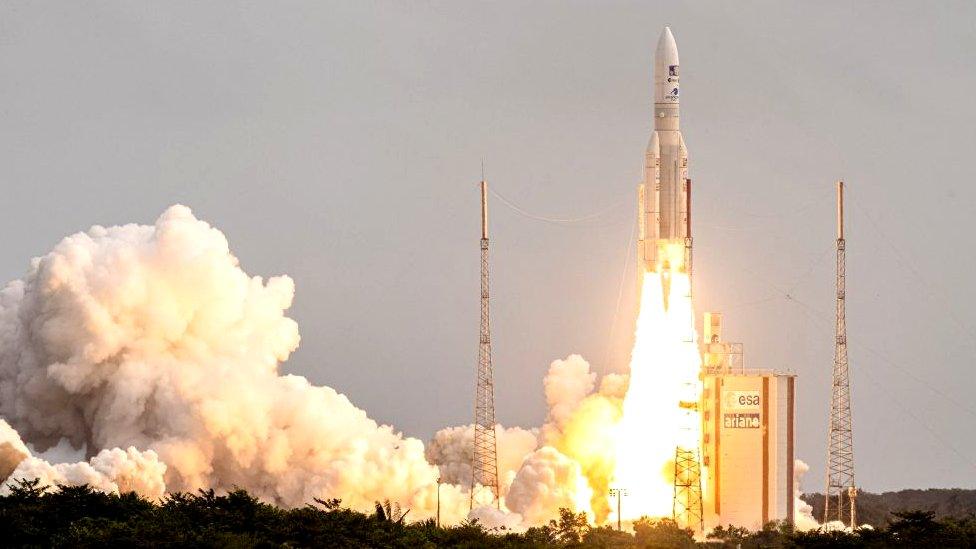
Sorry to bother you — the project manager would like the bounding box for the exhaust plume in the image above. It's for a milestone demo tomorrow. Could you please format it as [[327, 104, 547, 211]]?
[[0, 205, 721, 530], [0, 206, 466, 521], [611, 260, 703, 521]]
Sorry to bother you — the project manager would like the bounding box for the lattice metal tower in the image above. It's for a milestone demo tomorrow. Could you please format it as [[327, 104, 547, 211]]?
[[471, 179, 500, 510], [673, 388, 703, 532], [825, 180, 856, 526]]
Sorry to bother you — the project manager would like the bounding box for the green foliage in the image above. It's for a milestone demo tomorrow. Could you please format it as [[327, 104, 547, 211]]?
[[706, 524, 750, 544], [3, 484, 976, 547], [582, 525, 633, 547], [374, 498, 410, 524], [633, 516, 694, 548], [551, 507, 591, 544], [802, 488, 976, 527]]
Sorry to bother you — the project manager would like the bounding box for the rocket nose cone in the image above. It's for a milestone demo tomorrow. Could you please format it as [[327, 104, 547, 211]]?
[[654, 26, 680, 107], [655, 26, 679, 68]]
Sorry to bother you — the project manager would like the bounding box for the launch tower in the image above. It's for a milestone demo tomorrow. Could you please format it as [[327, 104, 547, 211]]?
[[471, 179, 500, 509], [825, 181, 856, 526]]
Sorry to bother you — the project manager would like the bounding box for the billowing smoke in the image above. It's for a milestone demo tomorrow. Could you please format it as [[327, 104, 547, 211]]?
[[793, 459, 820, 531], [0, 419, 30, 481], [0, 206, 468, 522], [1, 418, 166, 497], [426, 355, 627, 525], [794, 459, 865, 533], [0, 205, 643, 529], [425, 424, 538, 494], [538, 356, 626, 520], [506, 446, 593, 525]]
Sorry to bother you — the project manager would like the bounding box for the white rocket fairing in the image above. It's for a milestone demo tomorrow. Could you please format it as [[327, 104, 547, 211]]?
[[638, 27, 691, 274]]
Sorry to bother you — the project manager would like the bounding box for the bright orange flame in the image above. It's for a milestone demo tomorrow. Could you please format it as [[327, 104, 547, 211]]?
[[610, 243, 703, 521]]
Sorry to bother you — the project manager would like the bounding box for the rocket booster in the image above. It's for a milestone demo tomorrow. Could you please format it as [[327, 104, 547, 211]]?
[[638, 26, 691, 274]]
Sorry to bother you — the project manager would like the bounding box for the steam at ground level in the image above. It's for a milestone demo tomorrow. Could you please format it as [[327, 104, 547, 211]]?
[[0, 206, 816, 531]]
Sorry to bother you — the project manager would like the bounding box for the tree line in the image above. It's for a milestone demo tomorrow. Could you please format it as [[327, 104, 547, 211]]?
[[802, 488, 976, 527], [3, 479, 976, 547]]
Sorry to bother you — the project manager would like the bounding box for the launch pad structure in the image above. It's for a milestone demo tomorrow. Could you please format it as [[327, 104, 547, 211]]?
[[471, 179, 500, 510], [698, 314, 797, 531], [673, 444, 704, 532], [824, 181, 857, 527]]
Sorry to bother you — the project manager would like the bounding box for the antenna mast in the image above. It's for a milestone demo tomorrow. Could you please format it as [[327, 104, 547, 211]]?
[[825, 180, 856, 526], [472, 178, 500, 509]]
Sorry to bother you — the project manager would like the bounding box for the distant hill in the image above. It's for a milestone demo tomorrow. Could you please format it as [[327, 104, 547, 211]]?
[[802, 489, 976, 527]]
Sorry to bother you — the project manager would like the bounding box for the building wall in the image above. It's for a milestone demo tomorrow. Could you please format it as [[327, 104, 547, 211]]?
[[701, 372, 795, 531]]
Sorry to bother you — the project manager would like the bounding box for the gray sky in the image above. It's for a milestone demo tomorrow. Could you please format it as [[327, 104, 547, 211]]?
[[2, 1, 975, 492]]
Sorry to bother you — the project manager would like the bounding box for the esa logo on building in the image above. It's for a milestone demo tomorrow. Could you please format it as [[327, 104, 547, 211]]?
[[724, 391, 761, 410]]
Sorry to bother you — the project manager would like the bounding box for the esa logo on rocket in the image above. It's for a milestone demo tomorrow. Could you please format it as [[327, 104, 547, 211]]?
[[666, 64, 679, 100], [666, 64, 680, 101]]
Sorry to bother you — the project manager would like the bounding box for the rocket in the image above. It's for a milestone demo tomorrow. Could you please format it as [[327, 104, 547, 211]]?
[[638, 27, 691, 274]]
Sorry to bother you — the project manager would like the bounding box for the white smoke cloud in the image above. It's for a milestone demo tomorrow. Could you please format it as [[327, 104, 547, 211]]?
[[0, 206, 467, 521], [597, 373, 629, 400], [428, 356, 626, 527], [426, 424, 538, 494], [469, 505, 525, 532], [0, 418, 164, 498], [3, 447, 167, 498], [793, 459, 820, 531], [0, 418, 30, 481], [536, 356, 625, 522], [505, 446, 593, 526], [542, 355, 596, 434], [0, 205, 635, 529]]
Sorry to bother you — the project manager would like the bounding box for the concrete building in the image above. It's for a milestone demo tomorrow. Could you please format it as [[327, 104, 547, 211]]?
[[699, 313, 796, 530]]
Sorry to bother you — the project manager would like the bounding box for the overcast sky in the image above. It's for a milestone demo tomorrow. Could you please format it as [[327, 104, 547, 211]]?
[[1, 1, 975, 492]]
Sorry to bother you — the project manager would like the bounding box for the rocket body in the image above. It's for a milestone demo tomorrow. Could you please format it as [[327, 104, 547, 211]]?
[[638, 27, 690, 273]]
